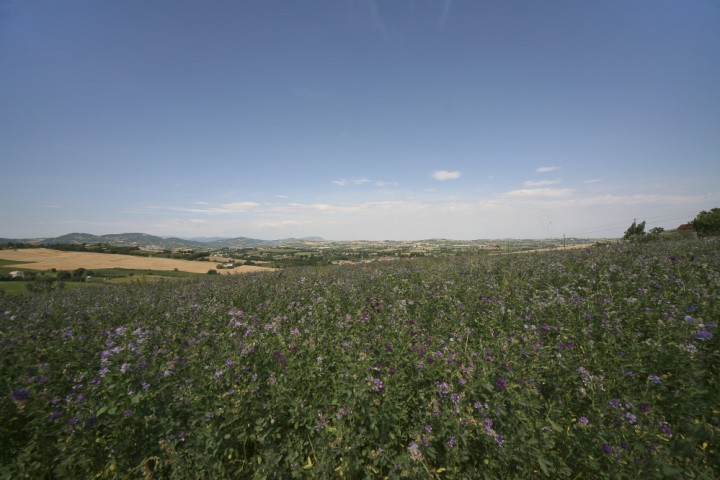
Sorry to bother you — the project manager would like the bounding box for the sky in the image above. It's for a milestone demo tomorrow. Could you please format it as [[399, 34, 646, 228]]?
[[1, 0, 719, 240]]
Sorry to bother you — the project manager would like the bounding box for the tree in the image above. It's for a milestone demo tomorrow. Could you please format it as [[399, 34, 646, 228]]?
[[623, 220, 646, 239], [692, 208, 720, 236]]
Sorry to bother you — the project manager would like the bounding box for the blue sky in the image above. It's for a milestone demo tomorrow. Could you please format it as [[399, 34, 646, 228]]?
[[1, 0, 718, 240]]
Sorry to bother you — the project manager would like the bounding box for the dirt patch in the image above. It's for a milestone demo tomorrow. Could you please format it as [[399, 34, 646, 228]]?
[[0, 249, 274, 275]]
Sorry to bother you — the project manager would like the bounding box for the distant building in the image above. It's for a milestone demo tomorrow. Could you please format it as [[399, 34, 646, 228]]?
[[9, 271, 24, 279]]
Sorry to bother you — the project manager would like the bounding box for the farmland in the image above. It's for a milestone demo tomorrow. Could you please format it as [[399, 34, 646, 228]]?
[[0, 248, 274, 275], [1, 239, 718, 478]]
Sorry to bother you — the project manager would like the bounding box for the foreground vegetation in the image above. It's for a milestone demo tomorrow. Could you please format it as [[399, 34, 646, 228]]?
[[1, 239, 718, 478]]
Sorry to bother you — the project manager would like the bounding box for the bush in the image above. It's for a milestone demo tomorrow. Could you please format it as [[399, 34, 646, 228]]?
[[692, 208, 720, 236], [25, 276, 65, 293]]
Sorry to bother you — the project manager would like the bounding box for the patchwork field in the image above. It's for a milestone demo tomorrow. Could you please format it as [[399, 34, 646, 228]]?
[[0, 248, 273, 274]]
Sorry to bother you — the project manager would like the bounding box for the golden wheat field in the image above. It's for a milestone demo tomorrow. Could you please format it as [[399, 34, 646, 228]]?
[[0, 248, 273, 274]]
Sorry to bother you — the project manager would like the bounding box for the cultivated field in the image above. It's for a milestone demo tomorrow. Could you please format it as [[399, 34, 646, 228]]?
[[0, 248, 273, 274], [1, 239, 718, 478]]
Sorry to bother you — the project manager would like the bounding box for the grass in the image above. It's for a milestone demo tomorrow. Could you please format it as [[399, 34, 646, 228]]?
[[0, 268, 205, 296], [0, 258, 34, 267], [0, 281, 29, 296]]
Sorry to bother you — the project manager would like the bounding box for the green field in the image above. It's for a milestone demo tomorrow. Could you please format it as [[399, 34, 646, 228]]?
[[0, 267, 205, 296], [1, 239, 718, 478]]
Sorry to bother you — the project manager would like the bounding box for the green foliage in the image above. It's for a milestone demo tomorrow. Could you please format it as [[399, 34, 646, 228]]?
[[623, 220, 646, 239], [25, 275, 65, 293], [56, 270, 72, 281], [692, 208, 720, 236], [1, 239, 719, 478]]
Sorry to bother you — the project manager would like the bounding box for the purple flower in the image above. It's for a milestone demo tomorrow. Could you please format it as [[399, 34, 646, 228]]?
[[624, 412, 637, 424], [496, 377, 508, 390], [695, 329, 713, 342], [85, 415, 97, 428], [602, 443, 615, 454], [437, 382, 449, 397], [9, 389, 29, 402], [579, 416, 589, 425], [649, 375, 661, 384], [408, 441, 422, 460], [446, 435, 456, 448], [123, 409, 133, 418], [48, 411, 62, 423], [424, 424, 432, 434], [368, 377, 385, 393], [609, 398, 622, 409], [450, 393, 460, 404]]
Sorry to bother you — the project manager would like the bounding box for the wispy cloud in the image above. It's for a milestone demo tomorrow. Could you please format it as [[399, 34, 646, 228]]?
[[367, 0, 388, 39], [432, 170, 461, 181], [332, 177, 397, 187], [523, 179, 561, 187], [258, 220, 304, 229], [440, 0, 454, 28], [145, 201, 260, 215], [583, 179, 602, 184], [536, 166, 561, 173], [504, 188, 575, 198]]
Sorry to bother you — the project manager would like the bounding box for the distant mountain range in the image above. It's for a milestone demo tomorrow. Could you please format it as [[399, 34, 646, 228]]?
[[0, 232, 329, 249]]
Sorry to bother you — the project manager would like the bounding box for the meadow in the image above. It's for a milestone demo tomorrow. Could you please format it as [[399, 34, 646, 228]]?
[[1, 239, 718, 478]]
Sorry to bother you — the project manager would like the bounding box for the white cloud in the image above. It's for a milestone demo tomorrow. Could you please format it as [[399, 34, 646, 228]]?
[[373, 180, 398, 187], [432, 170, 461, 181], [536, 166, 560, 173], [332, 177, 397, 187], [144, 201, 259, 215], [523, 179, 561, 187], [258, 220, 304, 229], [504, 188, 575, 198], [582, 179, 602, 184]]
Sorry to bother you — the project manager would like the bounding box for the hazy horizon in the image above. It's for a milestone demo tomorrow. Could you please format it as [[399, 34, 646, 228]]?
[[2, 1, 718, 241]]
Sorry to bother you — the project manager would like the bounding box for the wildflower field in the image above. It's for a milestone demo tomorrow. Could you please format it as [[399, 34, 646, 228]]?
[[1, 239, 718, 479]]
